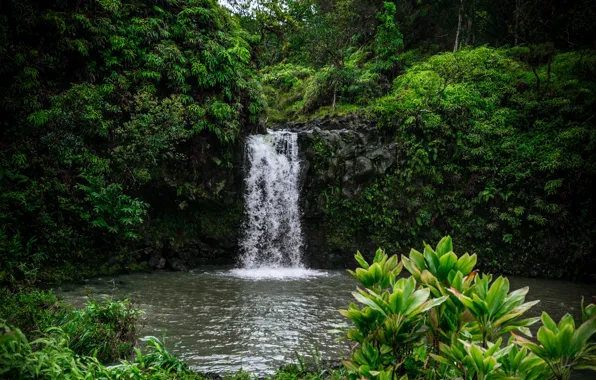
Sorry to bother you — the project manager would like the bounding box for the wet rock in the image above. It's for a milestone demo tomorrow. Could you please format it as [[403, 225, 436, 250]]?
[[354, 156, 374, 181], [168, 258, 188, 272], [292, 115, 396, 199], [275, 115, 398, 268], [148, 252, 164, 268]]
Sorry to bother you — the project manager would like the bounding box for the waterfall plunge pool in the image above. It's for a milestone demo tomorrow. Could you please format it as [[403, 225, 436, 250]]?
[[57, 268, 594, 375]]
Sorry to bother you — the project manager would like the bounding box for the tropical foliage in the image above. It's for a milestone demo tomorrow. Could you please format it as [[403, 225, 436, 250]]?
[[0, 0, 263, 286], [0, 290, 142, 362], [514, 313, 596, 380], [307, 47, 596, 279], [341, 236, 596, 379]]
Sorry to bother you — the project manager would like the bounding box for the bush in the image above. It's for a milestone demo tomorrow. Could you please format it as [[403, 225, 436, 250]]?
[[0, 321, 110, 379], [0, 290, 70, 338], [59, 298, 143, 362], [340, 236, 596, 380], [0, 290, 142, 363], [0, 322, 205, 380]]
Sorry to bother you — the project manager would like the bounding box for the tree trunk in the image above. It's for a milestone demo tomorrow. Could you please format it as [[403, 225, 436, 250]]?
[[464, 15, 472, 46], [332, 85, 337, 110], [532, 66, 541, 96], [454, 0, 463, 52]]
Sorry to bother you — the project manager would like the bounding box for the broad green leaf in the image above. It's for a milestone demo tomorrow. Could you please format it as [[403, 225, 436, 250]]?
[[354, 251, 370, 269], [436, 235, 453, 256], [352, 292, 387, 317], [540, 312, 558, 333], [455, 253, 477, 275], [409, 249, 426, 270], [438, 251, 458, 281]]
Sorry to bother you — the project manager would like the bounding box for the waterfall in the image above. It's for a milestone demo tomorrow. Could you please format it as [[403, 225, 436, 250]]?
[[239, 130, 304, 269]]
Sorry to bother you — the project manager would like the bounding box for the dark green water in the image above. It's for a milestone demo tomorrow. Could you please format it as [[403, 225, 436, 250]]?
[[57, 268, 595, 375]]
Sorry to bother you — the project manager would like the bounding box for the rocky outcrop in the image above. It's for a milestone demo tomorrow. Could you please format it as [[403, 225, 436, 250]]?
[[143, 115, 396, 271], [278, 115, 397, 197], [272, 115, 398, 268]]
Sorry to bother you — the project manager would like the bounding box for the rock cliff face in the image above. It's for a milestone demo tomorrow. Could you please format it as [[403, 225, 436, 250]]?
[[274, 115, 398, 268], [150, 116, 395, 271]]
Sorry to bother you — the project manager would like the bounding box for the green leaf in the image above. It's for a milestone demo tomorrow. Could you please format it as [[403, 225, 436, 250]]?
[[438, 251, 457, 280], [352, 291, 387, 317], [435, 235, 453, 256], [354, 251, 370, 269]]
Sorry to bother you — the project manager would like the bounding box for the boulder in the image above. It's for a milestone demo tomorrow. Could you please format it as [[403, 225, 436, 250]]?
[[168, 258, 188, 272]]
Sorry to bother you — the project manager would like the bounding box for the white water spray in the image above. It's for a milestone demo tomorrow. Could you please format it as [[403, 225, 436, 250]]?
[[238, 130, 305, 270]]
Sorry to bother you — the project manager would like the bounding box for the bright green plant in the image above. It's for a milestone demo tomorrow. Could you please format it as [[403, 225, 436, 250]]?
[[402, 236, 478, 351], [111, 335, 190, 375], [497, 337, 549, 380], [339, 237, 596, 379], [450, 274, 540, 346], [514, 312, 596, 380], [0, 321, 109, 379], [582, 297, 596, 322], [432, 337, 513, 380], [341, 249, 447, 379], [349, 248, 403, 291]]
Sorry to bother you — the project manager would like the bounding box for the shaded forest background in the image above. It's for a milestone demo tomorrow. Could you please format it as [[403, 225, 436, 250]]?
[[1, 0, 595, 286]]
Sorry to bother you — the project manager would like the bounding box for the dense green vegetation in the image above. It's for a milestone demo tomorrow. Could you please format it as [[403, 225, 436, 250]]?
[[305, 47, 596, 278], [0, 289, 142, 362], [0, 0, 263, 286], [240, 0, 596, 279], [1, 0, 594, 283]]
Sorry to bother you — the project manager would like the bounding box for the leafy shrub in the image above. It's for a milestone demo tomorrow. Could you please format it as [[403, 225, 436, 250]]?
[[0, 322, 206, 380], [340, 236, 596, 380], [0, 291, 142, 363], [0, 322, 109, 379], [0, 290, 70, 337], [514, 313, 596, 380], [59, 298, 143, 362], [341, 248, 447, 379]]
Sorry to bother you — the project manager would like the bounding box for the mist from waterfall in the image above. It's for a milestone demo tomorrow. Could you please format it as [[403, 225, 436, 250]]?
[[238, 130, 305, 270]]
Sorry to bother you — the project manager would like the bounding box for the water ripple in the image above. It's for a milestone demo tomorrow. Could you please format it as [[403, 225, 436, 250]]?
[[57, 269, 593, 375]]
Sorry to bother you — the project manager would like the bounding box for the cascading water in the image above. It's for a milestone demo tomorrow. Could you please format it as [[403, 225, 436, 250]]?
[[238, 130, 305, 269]]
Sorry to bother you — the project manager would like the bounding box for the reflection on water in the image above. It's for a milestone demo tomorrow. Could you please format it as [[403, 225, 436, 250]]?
[[56, 269, 594, 375], [58, 269, 353, 374]]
